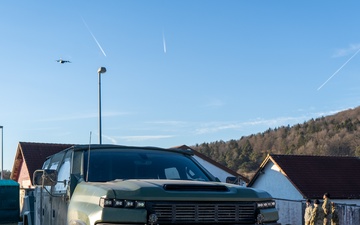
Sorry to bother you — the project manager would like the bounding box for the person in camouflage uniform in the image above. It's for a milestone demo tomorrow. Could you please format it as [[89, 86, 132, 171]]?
[[304, 199, 313, 225], [331, 202, 339, 225], [310, 199, 325, 225], [322, 193, 331, 225]]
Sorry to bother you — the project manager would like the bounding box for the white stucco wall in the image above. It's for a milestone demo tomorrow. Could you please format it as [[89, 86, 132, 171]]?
[[250, 161, 303, 200], [276, 199, 303, 225]]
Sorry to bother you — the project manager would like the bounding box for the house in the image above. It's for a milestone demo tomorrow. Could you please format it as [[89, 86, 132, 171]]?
[[174, 145, 249, 185], [248, 154, 360, 203], [248, 154, 360, 225], [10, 142, 73, 189]]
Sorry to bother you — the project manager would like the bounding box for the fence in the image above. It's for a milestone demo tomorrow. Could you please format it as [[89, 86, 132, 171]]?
[[275, 198, 360, 225]]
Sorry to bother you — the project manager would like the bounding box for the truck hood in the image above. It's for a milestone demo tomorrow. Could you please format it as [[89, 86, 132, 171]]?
[[74, 179, 272, 201]]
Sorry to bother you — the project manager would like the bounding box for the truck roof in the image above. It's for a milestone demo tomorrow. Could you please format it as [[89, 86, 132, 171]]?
[[55, 144, 195, 156]]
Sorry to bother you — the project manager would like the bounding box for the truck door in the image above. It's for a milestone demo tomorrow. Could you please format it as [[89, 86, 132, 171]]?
[[40, 152, 66, 225], [51, 150, 72, 225], [34, 159, 50, 225]]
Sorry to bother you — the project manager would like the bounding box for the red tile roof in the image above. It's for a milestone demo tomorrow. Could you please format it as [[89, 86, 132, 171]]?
[[11, 142, 73, 184], [248, 154, 360, 199]]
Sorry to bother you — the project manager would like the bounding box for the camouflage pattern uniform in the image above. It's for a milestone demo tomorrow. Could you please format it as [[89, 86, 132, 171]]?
[[323, 195, 331, 225], [310, 201, 325, 225], [304, 200, 313, 225], [331, 203, 339, 225]]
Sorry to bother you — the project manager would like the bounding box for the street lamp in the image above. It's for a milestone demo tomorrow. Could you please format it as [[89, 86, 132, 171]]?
[[0, 126, 3, 180], [98, 67, 106, 144]]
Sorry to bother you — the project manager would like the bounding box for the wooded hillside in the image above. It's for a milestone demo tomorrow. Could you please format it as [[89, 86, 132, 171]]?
[[192, 106, 360, 179]]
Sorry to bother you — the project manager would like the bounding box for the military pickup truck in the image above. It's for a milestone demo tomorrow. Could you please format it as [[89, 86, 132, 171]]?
[[27, 144, 280, 225]]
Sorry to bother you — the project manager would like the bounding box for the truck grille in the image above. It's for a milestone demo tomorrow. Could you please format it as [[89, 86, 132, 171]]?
[[148, 202, 256, 224]]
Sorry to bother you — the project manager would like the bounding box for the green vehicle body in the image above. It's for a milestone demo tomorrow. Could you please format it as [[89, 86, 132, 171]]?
[[31, 144, 280, 225]]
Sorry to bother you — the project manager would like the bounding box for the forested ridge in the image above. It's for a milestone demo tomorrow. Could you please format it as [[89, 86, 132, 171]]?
[[191, 106, 360, 179]]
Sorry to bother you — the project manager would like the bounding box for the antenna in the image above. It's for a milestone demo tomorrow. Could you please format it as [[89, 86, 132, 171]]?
[[86, 131, 92, 182]]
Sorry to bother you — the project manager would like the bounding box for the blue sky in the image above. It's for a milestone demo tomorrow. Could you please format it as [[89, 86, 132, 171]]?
[[1, 1, 360, 170]]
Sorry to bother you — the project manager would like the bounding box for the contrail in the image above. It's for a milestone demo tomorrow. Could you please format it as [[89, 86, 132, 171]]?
[[81, 16, 107, 57], [317, 47, 360, 90], [162, 31, 167, 53]]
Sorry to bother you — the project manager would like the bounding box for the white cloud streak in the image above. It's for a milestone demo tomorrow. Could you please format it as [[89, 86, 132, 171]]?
[[318, 44, 360, 90], [103, 134, 118, 144], [146, 120, 187, 126], [193, 108, 345, 135], [332, 44, 360, 58], [202, 99, 225, 108], [81, 16, 107, 57], [91, 108, 350, 145], [120, 135, 174, 142], [163, 31, 167, 53], [36, 111, 127, 122]]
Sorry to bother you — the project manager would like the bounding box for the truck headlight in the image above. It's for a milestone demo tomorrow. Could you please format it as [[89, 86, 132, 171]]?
[[256, 200, 276, 209], [99, 197, 145, 209]]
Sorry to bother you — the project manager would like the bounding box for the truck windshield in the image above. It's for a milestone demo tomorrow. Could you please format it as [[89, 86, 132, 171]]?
[[84, 149, 212, 182]]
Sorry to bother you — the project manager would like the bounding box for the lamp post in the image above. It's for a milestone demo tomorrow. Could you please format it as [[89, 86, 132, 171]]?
[[0, 126, 3, 180], [98, 67, 106, 144]]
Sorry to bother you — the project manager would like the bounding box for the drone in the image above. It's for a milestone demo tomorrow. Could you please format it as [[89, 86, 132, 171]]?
[[56, 58, 71, 64]]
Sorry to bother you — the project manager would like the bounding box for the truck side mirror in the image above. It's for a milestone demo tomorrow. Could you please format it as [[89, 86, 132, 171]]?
[[226, 176, 244, 186], [226, 176, 236, 183], [33, 169, 58, 186]]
